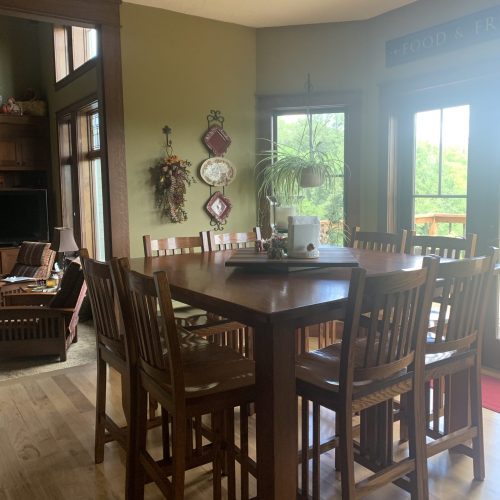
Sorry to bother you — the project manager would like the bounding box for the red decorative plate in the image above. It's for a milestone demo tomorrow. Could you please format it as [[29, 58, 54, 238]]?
[[203, 125, 231, 156], [205, 191, 232, 222]]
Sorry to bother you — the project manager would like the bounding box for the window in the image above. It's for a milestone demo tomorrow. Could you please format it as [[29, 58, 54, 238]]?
[[57, 99, 107, 260], [413, 105, 469, 236], [53, 25, 98, 82], [275, 109, 346, 245]]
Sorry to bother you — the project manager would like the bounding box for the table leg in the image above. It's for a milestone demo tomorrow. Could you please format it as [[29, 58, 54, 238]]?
[[254, 323, 298, 499]]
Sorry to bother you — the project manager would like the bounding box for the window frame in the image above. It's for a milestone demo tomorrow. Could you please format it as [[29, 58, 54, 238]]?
[[256, 90, 362, 237]]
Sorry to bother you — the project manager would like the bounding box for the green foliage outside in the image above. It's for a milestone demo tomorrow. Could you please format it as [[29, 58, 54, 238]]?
[[414, 141, 467, 236]]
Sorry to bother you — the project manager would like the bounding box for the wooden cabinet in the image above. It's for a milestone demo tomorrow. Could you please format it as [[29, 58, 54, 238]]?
[[0, 246, 19, 274], [0, 115, 50, 177]]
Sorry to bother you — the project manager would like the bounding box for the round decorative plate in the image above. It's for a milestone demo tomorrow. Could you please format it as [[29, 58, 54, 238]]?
[[200, 157, 236, 186]]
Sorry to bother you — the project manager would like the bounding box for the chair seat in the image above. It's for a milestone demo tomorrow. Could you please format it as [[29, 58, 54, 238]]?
[[158, 341, 255, 399]]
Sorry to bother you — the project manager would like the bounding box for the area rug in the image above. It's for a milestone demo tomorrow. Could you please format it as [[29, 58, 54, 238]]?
[[482, 374, 500, 413], [0, 320, 96, 382]]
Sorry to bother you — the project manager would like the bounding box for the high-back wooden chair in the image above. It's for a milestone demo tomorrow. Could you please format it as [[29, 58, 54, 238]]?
[[296, 257, 438, 499], [349, 226, 408, 254], [422, 249, 497, 481], [203, 227, 262, 251], [143, 234, 208, 257], [113, 259, 255, 499], [80, 248, 128, 463], [405, 231, 477, 258], [142, 233, 250, 356]]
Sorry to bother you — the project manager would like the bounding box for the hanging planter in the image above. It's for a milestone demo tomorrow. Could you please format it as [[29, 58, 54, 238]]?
[[152, 126, 196, 223]]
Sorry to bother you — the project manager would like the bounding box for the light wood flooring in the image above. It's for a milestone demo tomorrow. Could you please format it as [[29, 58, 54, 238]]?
[[0, 362, 499, 499]]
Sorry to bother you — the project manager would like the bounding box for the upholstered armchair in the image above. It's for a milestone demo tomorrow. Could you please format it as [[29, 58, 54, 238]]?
[[0, 259, 87, 361], [0, 241, 56, 305]]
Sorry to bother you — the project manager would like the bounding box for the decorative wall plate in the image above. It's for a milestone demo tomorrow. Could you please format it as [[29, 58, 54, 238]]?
[[203, 125, 232, 156], [205, 191, 232, 222], [200, 157, 236, 186]]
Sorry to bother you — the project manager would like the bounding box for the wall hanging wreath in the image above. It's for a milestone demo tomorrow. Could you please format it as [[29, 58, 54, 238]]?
[[152, 126, 196, 223]]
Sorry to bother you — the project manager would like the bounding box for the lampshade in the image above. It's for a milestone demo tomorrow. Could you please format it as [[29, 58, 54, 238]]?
[[51, 227, 79, 253]]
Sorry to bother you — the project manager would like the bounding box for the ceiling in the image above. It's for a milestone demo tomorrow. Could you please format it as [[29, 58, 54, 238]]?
[[127, 0, 420, 28]]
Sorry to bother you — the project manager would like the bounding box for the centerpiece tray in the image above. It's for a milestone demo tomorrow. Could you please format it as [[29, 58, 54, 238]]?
[[225, 247, 359, 271]]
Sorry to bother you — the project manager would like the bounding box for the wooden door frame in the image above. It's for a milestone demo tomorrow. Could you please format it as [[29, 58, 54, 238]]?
[[0, 0, 129, 257]]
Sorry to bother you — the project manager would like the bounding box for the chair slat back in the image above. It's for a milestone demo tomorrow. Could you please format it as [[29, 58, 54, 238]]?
[[143, 234, 203, 256], [112, 259, 184, 394], [80, 249, 123, 350], [350, 227, 408, 254], [426, 250, 497, 354], [406, 232, 477, 259], [203, 227, 262, 251], [341, 256, 438, 384]]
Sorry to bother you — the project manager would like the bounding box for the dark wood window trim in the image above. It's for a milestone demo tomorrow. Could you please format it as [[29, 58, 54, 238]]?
[[256, 90, 362, 234], [0, 0, 129, 258], [55, 57, 97, 91]]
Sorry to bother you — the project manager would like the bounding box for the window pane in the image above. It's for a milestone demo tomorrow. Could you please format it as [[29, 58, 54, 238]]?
[[89, 112, 100, 151], [276, 111, 345, 244], [441, 105, 469, 195], [72, 27, 97, 70], [53, 26, 69, 81], [92, 159, 106, 261], [61, 164, 74, 228], [414, 109, 440, 195]]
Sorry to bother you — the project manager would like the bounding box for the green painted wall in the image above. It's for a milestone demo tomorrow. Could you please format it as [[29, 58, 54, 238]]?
[[0, 15, 41, 102], [256, 0, 500, 230], [120, 3, 256, 257]]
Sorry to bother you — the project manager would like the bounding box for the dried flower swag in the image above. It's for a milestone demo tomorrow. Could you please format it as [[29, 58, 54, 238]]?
[[152, 154, 196, 223]]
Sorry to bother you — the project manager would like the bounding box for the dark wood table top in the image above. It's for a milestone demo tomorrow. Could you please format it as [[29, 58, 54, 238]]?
[[129, 248, 425, 326]]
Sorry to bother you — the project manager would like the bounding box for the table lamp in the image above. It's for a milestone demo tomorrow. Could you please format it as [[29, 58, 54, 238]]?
[[51, 226, 79, 272]]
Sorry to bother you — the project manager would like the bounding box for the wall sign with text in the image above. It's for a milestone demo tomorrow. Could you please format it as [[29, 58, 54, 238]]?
[[386, 6, 500, 67]]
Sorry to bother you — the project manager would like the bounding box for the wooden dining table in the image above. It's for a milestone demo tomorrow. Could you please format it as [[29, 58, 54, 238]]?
[[129, 247, 429, 499]]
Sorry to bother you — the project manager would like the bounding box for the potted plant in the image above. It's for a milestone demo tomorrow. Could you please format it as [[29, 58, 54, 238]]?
[[256, 116, 346, 236]]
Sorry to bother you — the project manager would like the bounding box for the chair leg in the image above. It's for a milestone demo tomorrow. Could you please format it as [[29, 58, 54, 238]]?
[[161, 408, 171, 460], [470, 366, 485, 480], [171, 412, 187, 500], [224, 409, 236, 500], [240, 405, 249, 500], [338, 408, 356, 499], [126, 380, 147, 500], [301, 397, 309, 497], [408, 387, 429, 500], [312, 402, 321, 500], [211, 412, 223, 500], [399, 393, 409, 443], [94, 353, 107, 464]]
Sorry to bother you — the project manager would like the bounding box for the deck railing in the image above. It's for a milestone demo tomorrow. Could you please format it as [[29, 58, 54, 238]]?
[[414, 213, 466, 236]]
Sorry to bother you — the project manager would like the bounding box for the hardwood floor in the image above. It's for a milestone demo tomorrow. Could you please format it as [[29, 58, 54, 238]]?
[[0, 362, 499, 499]]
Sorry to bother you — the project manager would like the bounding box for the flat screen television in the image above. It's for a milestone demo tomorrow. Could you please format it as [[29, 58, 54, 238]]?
[[0, 189, 49, 246]]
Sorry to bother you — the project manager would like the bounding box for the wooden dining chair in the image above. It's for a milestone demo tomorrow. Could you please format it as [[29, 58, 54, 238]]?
[[349, 226, 408, 254], [296, 257, 438, 499], [80, 248, 128, 463], [203, 227, 262, 251], [113, 258, 255, 500], [420, 249, 497, 481], [396, 231, 478, 441], [143, 233, 250, 356], [405, 231, 477, 258]]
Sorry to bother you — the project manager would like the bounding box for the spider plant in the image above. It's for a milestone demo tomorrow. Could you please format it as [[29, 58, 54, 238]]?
[[256, 139, 345, 206]]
